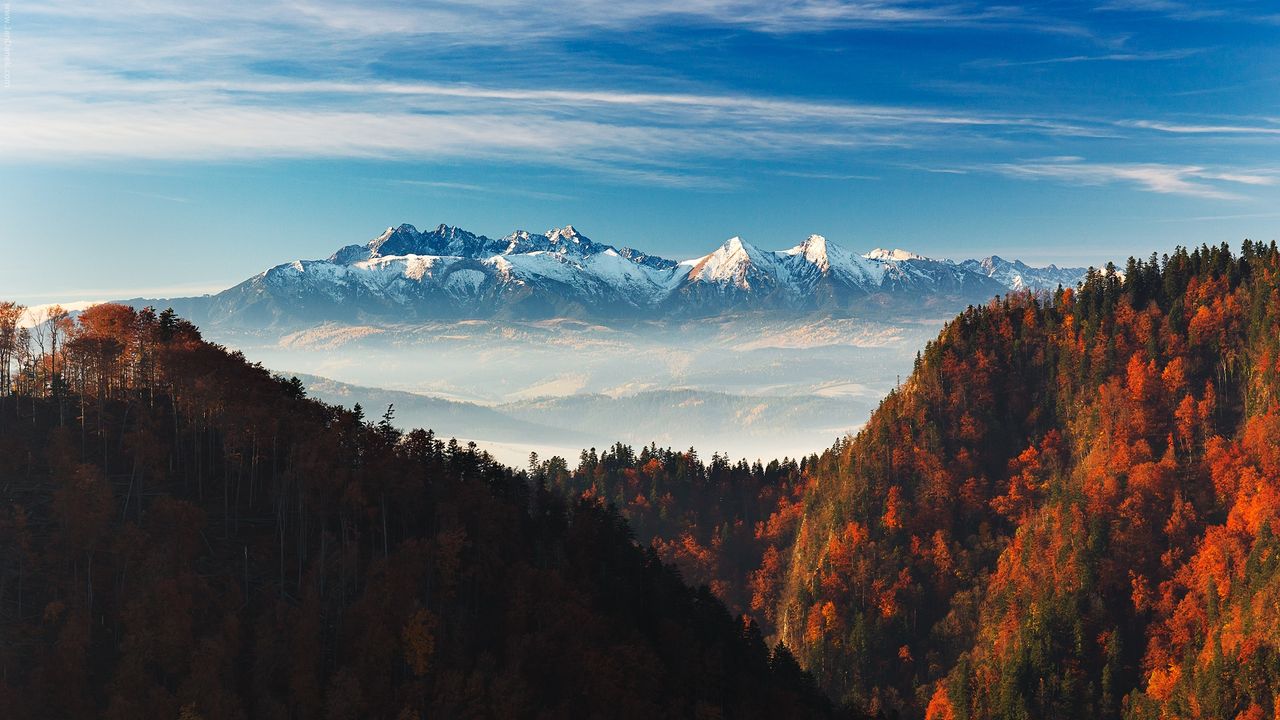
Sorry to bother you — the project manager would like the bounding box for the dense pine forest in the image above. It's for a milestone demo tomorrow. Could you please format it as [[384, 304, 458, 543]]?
[[546, 240, 1280, 719], [4, 238, 1280, 719], [0, 304, 834, 718]]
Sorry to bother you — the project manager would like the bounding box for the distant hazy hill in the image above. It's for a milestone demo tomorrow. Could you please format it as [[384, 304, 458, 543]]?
[[499, 389, 865, 453], [292, 373, 593, 448], [292, 374, 879, 465]]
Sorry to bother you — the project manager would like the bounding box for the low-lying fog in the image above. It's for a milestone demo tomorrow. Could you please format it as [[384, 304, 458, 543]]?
[[206, 316, 944, 467]]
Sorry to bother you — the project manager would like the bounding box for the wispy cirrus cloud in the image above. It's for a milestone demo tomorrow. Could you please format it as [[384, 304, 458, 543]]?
[[1122, 119, 1280, 135], [387, 179, 576, 201], [24, 0, 1066, 38], [775, 170, 882, 181], [1092, 0, 1237, 22], [0, 76, 1110, 179], [970, 47, 1203, 67], [991, 158, 1276, 200], [2, 0, 1109, 186], [1094, 0, 1280, 26], [4, 0, 1277, 203], [1091, 1, 1211, 19]]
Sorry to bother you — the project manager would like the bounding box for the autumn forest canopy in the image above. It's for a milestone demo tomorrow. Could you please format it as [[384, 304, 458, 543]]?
[[4, 238, 1280, 719]]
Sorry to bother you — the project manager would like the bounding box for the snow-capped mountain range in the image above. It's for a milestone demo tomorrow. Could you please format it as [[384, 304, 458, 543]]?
[[150, 223, 1089, 327]]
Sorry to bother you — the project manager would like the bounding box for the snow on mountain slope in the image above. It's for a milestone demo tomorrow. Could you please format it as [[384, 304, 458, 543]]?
[[864, 248, 925, 262], [585, 248, 684, 304], [682, 236, 782, 290], [786, 234, 834, 272], [151, 223, 1092, 327], [959, 255, 1088, 292], [783, 235, 886, 287]]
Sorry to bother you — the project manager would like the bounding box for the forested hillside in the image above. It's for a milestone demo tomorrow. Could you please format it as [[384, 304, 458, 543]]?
[[541, 444, 812, 622], [546, 240, 1280, 720], [768, 241, 1280, 718], [0, 304, 834, 719]]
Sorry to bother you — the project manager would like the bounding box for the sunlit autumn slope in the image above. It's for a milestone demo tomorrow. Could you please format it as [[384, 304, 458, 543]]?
[[775, 241, 1280, 719], [0, 306, 835, 719], [548, 240, 1280, 719]]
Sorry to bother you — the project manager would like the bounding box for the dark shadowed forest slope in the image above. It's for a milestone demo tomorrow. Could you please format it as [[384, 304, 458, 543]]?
[[542, 240, 1280, 720], [0, 304, 835, 719]]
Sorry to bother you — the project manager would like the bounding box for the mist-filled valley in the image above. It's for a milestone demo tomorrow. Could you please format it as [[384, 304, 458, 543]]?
[[209, 315, 942, 465]]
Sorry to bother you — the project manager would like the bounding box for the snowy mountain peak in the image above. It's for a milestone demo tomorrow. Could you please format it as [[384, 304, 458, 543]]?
[[684, 236, 775, 288], [498, 226, 607, 258], [977, 255, 1031, 272], [546, 225, 586, 247], [786, 234, 833, 271], [959, 255, 1088, 293], [864, 248, 926, 262], [716, 236, 766, 264], [687, 235, 747, 263]]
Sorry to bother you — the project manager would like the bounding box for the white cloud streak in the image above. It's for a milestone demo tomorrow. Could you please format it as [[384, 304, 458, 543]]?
[[23, 0, 1055, 38], [1123, 120, 1280, 135], [0, 74, 1111, 179], [970, 47, 1203, 67], [992, 159, 1276, 200]]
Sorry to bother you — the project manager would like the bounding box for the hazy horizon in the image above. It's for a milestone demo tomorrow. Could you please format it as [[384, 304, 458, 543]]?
[[7, 220, 1122, 308]]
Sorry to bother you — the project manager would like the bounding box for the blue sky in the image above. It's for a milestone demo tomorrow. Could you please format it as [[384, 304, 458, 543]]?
[[2, 0, 1279, 304]]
